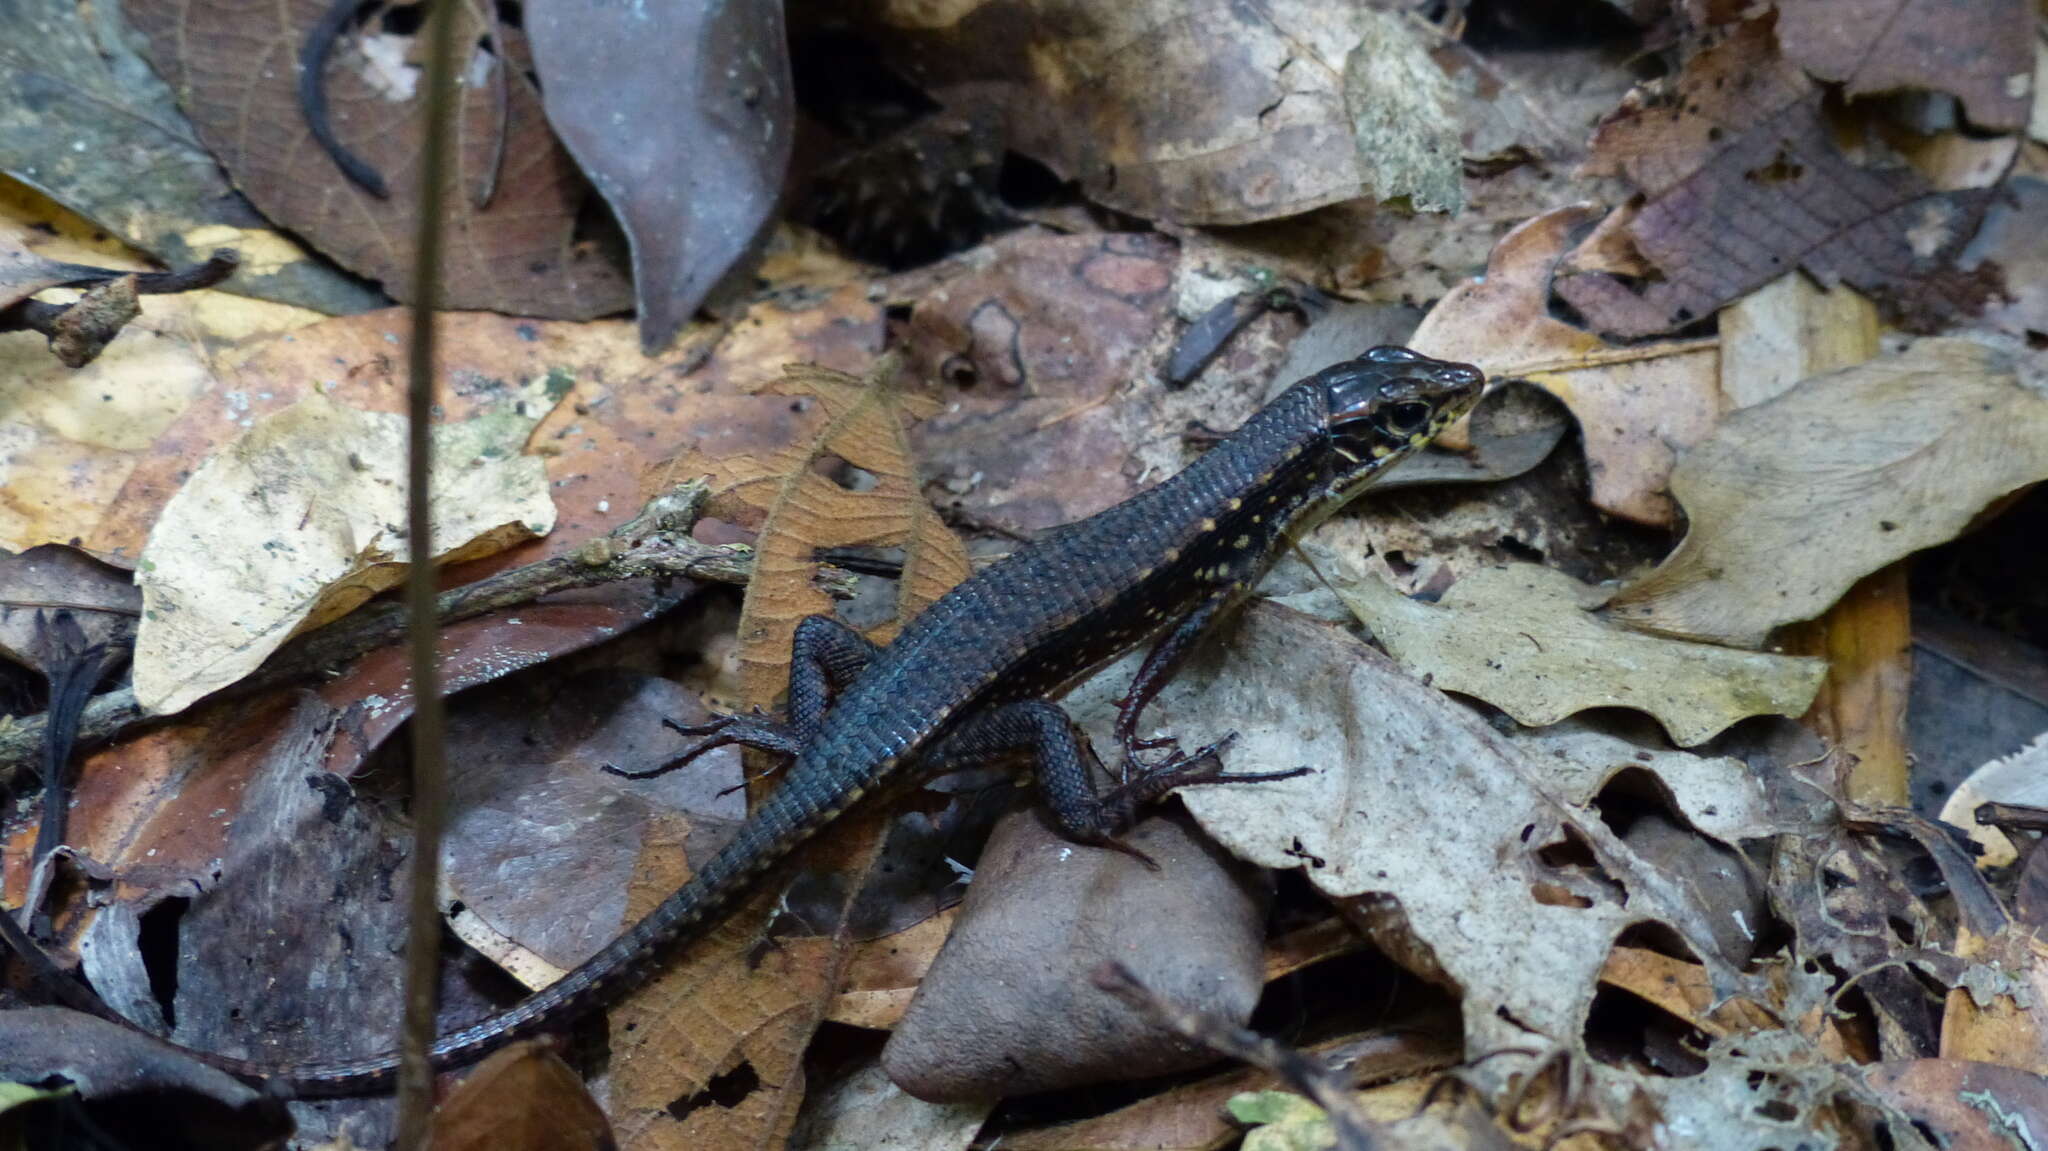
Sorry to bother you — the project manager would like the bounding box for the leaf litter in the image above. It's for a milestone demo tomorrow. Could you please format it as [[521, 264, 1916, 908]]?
[[7, 4, 2048, 1150]]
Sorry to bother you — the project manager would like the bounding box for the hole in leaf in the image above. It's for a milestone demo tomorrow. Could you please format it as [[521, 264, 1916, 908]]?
[[1582, 982, 1709, 1077], [137, 896, 190, 1028], [378, 2, 425, 36], [665, 1061, 762, 1121]]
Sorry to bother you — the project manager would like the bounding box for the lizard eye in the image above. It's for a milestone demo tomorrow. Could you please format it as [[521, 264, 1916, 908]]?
[[1376, 401, 1433, 436]]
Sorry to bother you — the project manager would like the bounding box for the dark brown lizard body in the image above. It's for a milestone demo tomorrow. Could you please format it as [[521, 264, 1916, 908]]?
[[149, 347, 1483, 1094]]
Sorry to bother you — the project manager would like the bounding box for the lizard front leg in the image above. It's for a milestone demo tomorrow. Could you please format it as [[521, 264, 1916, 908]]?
[[926, 699, 1305, 865], [607, 614, 879, 779], [1112, 593, 1238, 779]]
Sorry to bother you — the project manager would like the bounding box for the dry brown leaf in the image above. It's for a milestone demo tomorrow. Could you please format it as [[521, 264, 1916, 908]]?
[[430, 1042, 615, 1151], [1774, 0, 2033, 133], [131, 385, 560, 715], [0, 3, 378, 313], [824, 907, 956, 1030], [608, 357, 969, 1150], [1309, 555, 1826, 746], [1606, 339, 2048, 647], [1065, 603, 1773, 1061], [1560, 19, 2004, 339], [126, 0, 632, 317], [1864, 1059, 2048, 1151], [1408, 204, 1722, 526], [0, 198, 327, 558], [865, 1, 1412, 225]]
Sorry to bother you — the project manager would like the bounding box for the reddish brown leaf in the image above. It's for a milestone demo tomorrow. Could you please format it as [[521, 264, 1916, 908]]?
[[1561, 19, 2004, 338], [432, 1042, 615, 1151], [126, 0, 632, 318], [1865, 1060, 2048, 1151], [607, 357, 968, 1149], [1775, 0, 2033, 132], [528, 0, 791, 353]]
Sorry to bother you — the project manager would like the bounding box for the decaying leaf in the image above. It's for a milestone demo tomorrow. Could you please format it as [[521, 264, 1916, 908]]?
[[0, 203, 326, 558], [0, 0, 380, 313], [1067, 604, 1774, 1061], [0, 544, 140, 672], [528, 0, 791, 353], [867, 0, 1438, 225], [126, 0, 632, 317], [1607, 339, 2048, 648], [1937, 731, 2048, 869], [429, 1042, 615, 1151], [1774, 0, 2033, 133], [1408, 204, 1722, 526], [789, 1060, 989, 1151], [608, 356, 970, 1149], [1341, 10, 1463, 215], [1560, 19, 2003, 339], [1308, 554, 1826, 746], [132, 382, 561, 715]]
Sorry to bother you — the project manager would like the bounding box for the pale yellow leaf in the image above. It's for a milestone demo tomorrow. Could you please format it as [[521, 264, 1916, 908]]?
[[1607, 339, 2048, 647], [132, 386, 559, 714], [1314, 557, 1826, 746]]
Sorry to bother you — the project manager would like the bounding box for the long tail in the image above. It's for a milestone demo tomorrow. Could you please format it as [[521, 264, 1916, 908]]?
[[10, 790, 816, 1097]]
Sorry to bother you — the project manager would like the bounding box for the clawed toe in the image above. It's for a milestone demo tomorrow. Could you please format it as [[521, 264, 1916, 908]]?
[[663, 713, 737, 738]]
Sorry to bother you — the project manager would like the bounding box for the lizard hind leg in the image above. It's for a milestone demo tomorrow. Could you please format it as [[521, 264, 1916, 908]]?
[[608, 614, 882, 781]]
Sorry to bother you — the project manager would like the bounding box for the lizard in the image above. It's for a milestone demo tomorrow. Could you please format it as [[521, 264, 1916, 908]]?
[[115, 345, 1484, 1094]]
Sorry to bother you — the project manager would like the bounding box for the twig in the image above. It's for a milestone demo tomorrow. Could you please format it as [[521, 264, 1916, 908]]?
[[0, 480, 840, 790], [1092, 962, 1386, 1150], [394, 0, 462, 1135]]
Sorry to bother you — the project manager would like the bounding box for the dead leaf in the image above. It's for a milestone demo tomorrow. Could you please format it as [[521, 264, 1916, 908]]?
[[1342, 11, 1464, 214], [528, 0, 791, 353], [1937, 733, 2048, 869], [1774, 0, 2033, 133], [0, 221, 119, 310], [0, 203, 329, 559], [734, 357, 970, 676], [126, 0, 632, 318], [438, 667, 745, 984], [1606, 339, 2048, 648], [789, 1060, 988, 1151], [607, 356, 970, 1150], [430, 1042, 615, 1151], [1065, 603, 1772, 1060], [866, 1, 1414, 224], [898, 230, 1183, 535], [1864, 1059, 2048, 1151], [0, 1007, 290, 1143], [1408, 204, 1723, 526], [1311, 557, 1826, 746], [0, 544, 139, 672], [0, 0, 380, 313], [1560, 19, 2003, 339], [131, 382, 560, 715]]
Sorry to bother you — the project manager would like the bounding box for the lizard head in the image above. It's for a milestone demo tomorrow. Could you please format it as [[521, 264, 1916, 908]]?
[[1317, 346, 1485, 472]]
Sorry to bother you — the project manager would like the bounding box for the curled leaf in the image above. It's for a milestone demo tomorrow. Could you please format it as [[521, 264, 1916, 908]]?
[[1607, 339, 2048, 647]]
